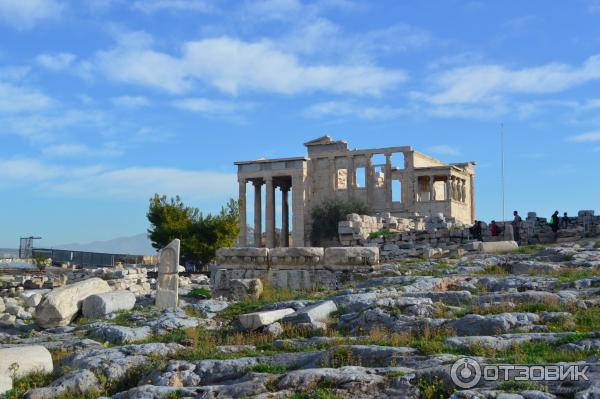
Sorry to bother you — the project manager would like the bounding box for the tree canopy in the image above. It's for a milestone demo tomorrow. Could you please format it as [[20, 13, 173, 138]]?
[[147, 194, 239, 265], [310, 197, 370, 245]]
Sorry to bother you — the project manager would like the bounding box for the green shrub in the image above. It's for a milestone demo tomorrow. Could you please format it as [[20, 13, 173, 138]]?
[[188, 287, 212, 299], [249, 364, 289, 373], [310, 198, 369, 245]]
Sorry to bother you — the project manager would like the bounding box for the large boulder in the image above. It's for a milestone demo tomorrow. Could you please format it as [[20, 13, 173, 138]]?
[[230, 278, 263, 300], [0, 346, 53, 378], [480, 241, 519, 253], [282, 300, 337, 324], [35, 278, 111, 328], [82, 290, 136, 319], [238, 308, 295, 330], [0, 374, 11, 396], [323, 247, 379, 269]]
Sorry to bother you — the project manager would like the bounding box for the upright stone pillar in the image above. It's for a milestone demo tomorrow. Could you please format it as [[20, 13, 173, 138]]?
[[156, 239, 179, 309], [292, 173, 305, 247], [238, 179, 247, 247], [366, 156, 374, 207], [428, 176, 434, 201], [347, 156, 355, 198], [253, 180, 262, 247], [265, 177, 275, 248], [385, 153, 392, 209], [281, 185, 290, 247]]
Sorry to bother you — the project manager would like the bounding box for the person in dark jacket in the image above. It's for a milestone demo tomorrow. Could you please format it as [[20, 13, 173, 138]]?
[[561, 212, 569, 229], [470, 220, 483, 241], [549, 210, 560, 239], [512, 211, 523, 243]]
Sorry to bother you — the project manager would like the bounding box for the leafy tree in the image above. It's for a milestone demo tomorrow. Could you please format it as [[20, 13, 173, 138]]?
[[310, 198, 370, 245], [147, 194, 239, 265], [32, 255, 49, 272]]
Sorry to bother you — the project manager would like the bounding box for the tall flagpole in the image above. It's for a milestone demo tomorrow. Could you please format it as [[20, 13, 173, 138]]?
[[500, 122, 506, 237]]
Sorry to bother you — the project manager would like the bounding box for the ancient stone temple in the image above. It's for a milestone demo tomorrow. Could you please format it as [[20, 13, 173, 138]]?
[[236, 135, 476, 248]]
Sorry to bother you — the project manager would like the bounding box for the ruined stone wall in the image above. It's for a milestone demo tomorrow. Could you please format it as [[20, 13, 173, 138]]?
[[338, 210, 600, 261], [211, 246, 379, 292]]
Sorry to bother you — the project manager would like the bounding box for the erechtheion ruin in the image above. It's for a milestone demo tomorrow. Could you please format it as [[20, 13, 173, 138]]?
[[236, 135, 476, 247]]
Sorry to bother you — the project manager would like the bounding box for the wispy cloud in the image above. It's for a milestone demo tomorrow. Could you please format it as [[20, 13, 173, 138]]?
[[42, 142, 123, 158], [36, 52, 76, 71], [0, 0, 63, 30], [111, 95, 151, 108], [305, 101, 409, 119], [172, 97, 252, 114], [0, 109, 106, 141], [427, 144, 460, 156], [567, 131, 600, 142], [131, 0, 215, 13], [0, 82, 54, 114], [415, 55, 600, 105], [0, 158, 237, 202], [95, 31, 407, 96]]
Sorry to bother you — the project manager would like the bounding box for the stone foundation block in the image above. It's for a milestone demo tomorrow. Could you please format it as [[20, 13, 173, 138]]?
[[238, 308, 295, 330]]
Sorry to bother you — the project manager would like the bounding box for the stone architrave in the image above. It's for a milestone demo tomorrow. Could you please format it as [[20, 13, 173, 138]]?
[[156, 239, 180, 309]]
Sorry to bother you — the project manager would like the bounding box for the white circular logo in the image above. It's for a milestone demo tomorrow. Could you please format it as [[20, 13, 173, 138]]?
[[451, 357, 482, 389]]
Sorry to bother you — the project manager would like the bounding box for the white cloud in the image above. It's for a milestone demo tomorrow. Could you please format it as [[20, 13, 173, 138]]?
[[37, 52, 76, 71], [0, 109, 105, 141], [428, 145, 460, 156], [0, 0, 63, 30], [0, 158, 237, 202], [111, 95, 151, 108], [0, 66, 31, 82], [132, 0, 214, 13], [172, 97, 252, 114], [96, 32, 407, 96], [417, 55, 600, 105], [42, 142, 123, 157], [568, 131, 600, 142], [280, 20, 429, 63], [0, 82, 54, 114], [53, 166, 237, 201], [242, 0, 303, 21], [0, 159, 62, 180], [305, 101, 409, 119]]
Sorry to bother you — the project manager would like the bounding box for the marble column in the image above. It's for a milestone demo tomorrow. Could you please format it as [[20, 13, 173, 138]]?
[[292, 174, 305, 247], [238, 179, 247, 246], [253, 180, 262, 247], [281, 184, 290, 247], [428, 176, 434, 201], [347, 156, 355, 199], [385, 153, 392, 208], [265, 177, 275, 248]]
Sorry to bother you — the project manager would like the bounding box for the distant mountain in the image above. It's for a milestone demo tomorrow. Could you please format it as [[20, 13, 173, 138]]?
[[0, 248, 18, 258], [54, 233, 157, 256]]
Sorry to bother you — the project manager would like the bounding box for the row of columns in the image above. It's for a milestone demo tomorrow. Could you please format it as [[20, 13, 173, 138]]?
[[415, 175, 467, 203], [238, 176, 290, 248]]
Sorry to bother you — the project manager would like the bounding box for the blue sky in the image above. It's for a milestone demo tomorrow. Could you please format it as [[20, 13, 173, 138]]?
[[1, 0, 600, 248]]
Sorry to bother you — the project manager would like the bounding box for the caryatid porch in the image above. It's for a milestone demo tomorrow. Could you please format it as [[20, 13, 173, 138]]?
[[236, 157, 307, 248]]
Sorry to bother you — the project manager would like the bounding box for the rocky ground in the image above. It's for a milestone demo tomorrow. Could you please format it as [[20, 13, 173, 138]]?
[[2, 240, 600, 398]]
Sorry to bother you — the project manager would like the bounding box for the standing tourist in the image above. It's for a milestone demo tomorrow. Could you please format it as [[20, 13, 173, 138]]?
[[512, 211, 523, 244]]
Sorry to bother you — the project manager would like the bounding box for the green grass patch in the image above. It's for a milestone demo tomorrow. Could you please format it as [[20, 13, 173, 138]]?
[[188, 287, 212, 299], [497, 380, 545, 392], [249, 364, 289, 373], [286, 389, 340, 399], [368, 229, 395, 239], [461, 335, 598, 364], [514, 244, 547, 255]]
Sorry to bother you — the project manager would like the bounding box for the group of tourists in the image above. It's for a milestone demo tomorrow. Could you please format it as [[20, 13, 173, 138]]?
[[469, 210, 570, 243]]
